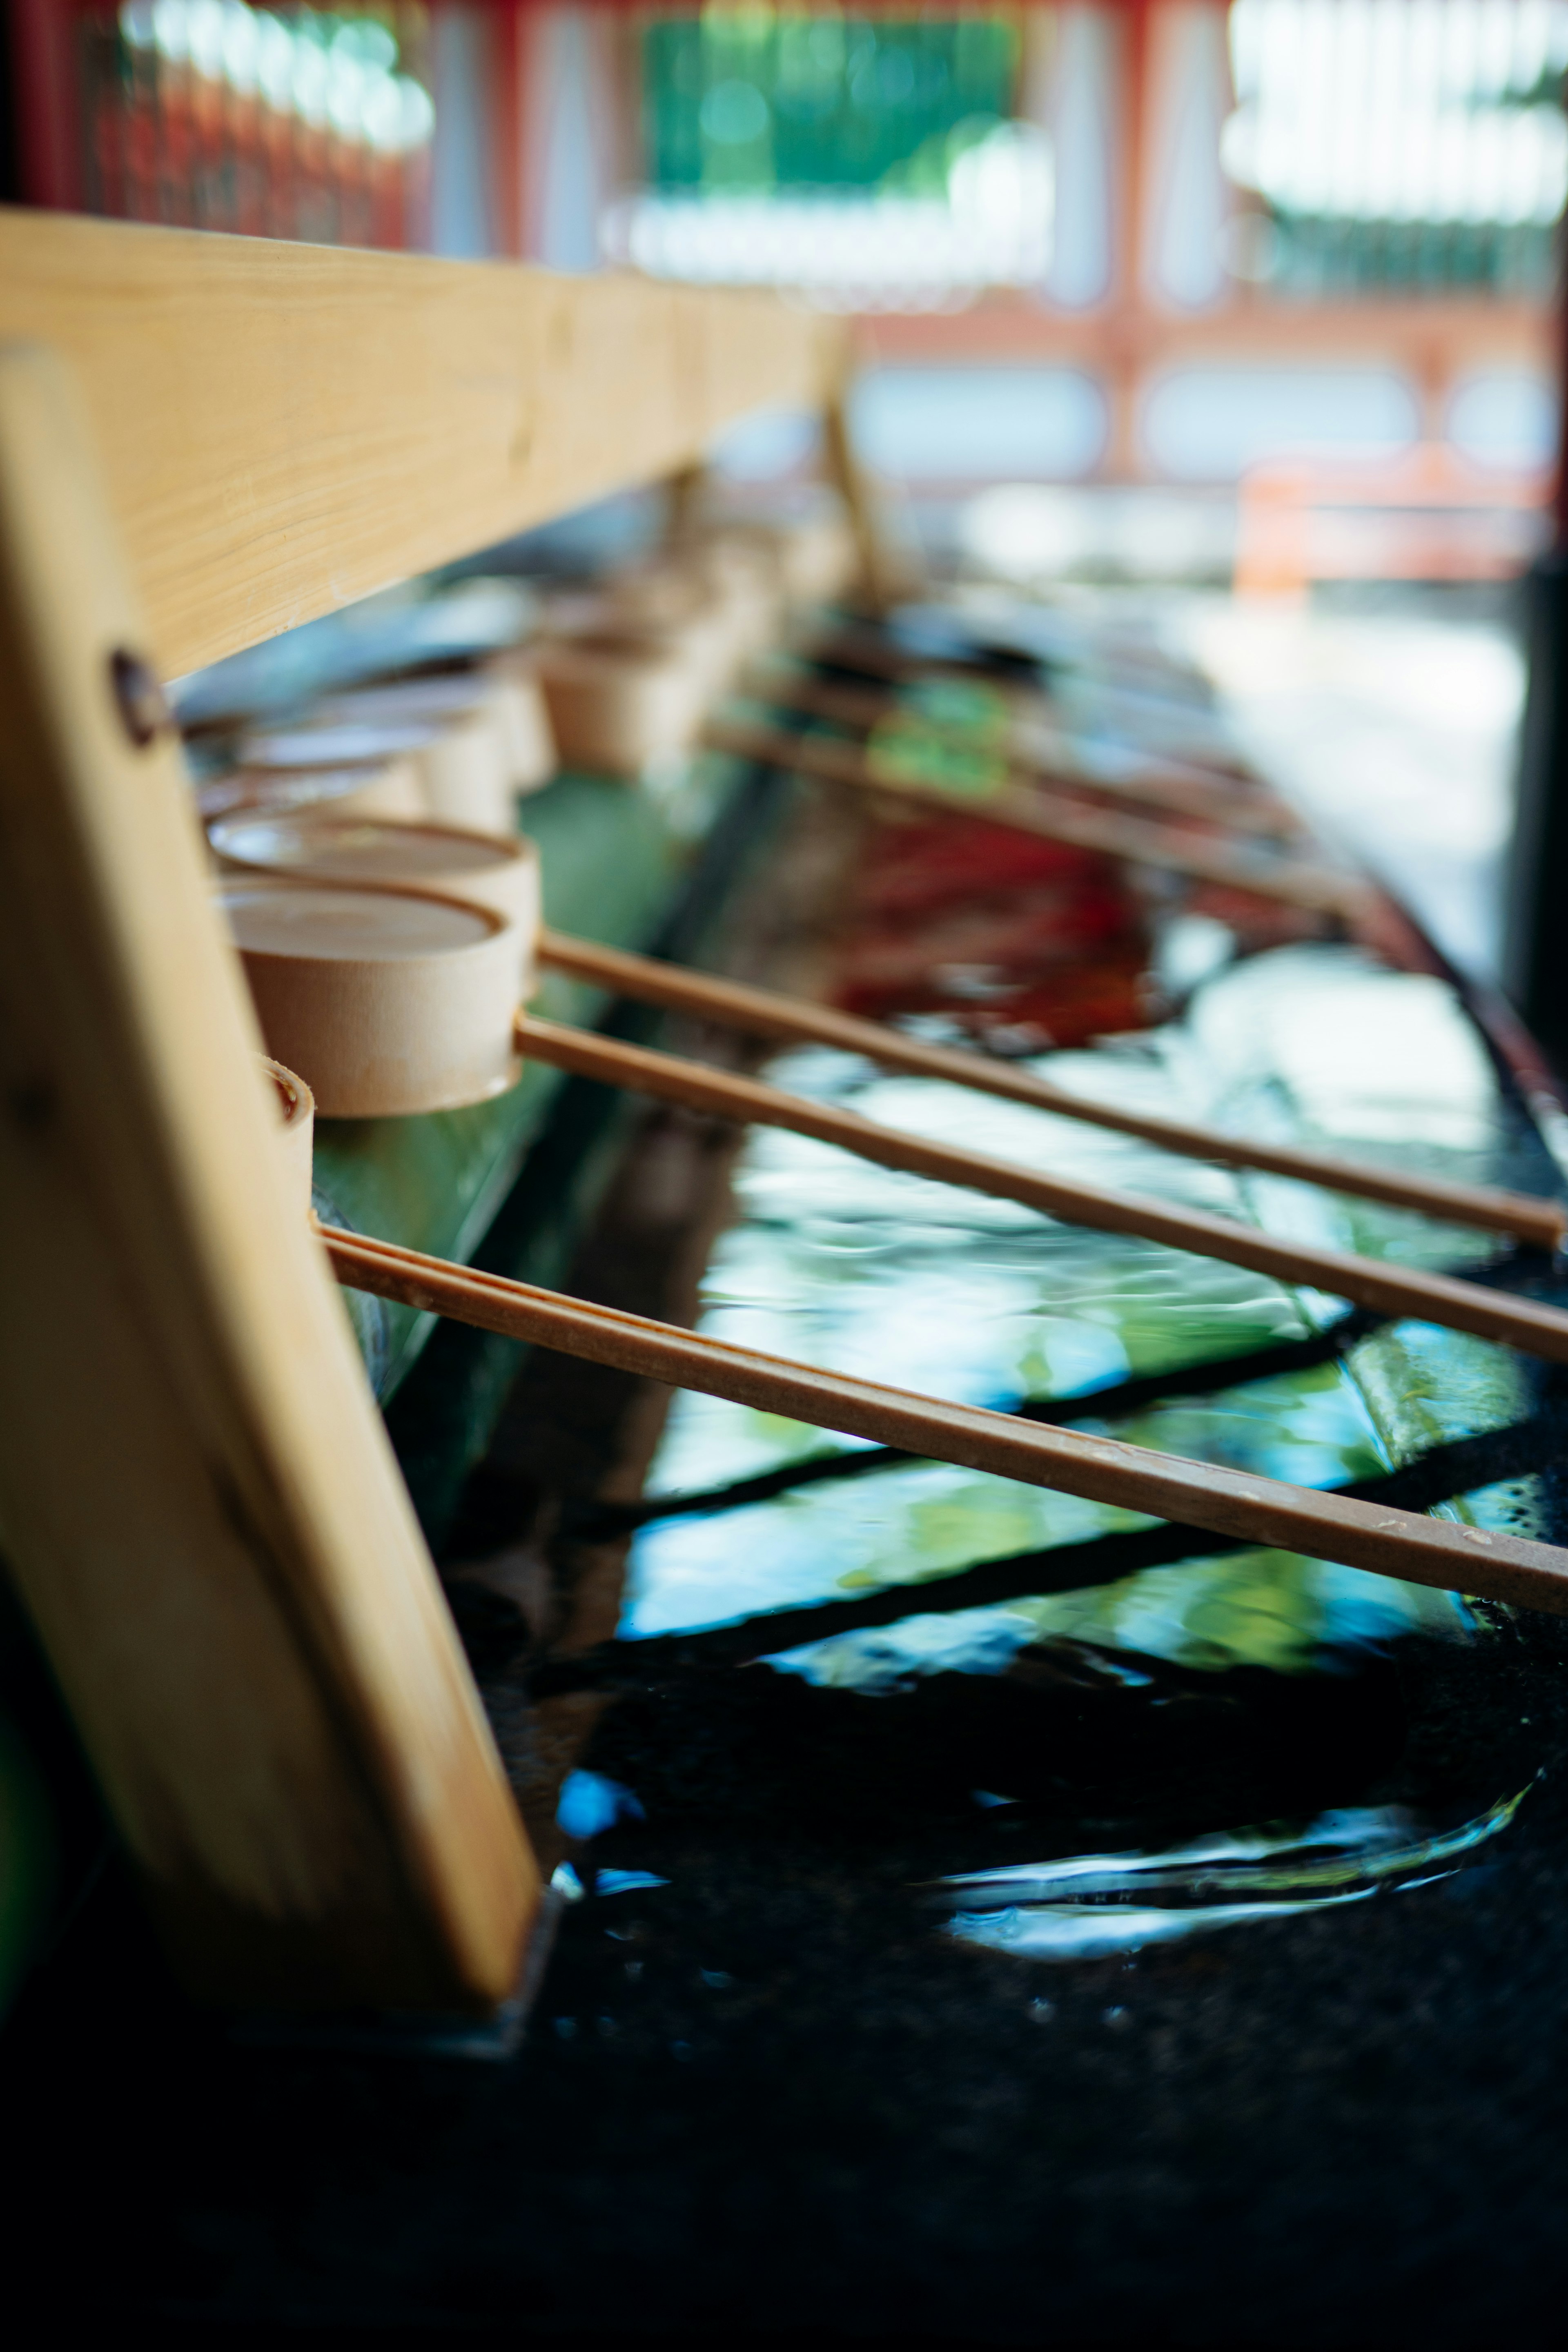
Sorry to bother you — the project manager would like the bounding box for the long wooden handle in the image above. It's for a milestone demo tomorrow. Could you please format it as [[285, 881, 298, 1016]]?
[[536, 929, 1566, 1251], [702, 713, 1371, 921], [319, 1222, 1568, 1617], [742, 663, 1301, 839], [513, 1011, 1568, 1364], [797, 623, 1256, 789]]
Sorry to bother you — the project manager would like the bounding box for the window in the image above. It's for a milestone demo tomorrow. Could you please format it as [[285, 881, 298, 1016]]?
[[606, 9, 1051, 309], [1223, 0, 1568, 296]]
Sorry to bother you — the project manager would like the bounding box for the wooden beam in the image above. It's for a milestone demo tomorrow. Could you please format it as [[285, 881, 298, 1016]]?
[[0, 209, 844, 679], [0, 342, 538, 2010]]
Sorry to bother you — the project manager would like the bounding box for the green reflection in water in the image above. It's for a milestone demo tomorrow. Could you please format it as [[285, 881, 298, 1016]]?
[[624, 944, 1562, 1681]]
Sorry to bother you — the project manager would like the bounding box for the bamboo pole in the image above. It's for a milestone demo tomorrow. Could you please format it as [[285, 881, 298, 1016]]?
[[700, 714, 1373, 921], [535, 930, 1565, 1250], [740, 662, 1301, 839], [799, 622, 1247, 747], [796, 622, 1252, 762], [512, 1012, 1568, 1363], [798, 624, 1271, 797], [319, 1223, 1568, 1618]]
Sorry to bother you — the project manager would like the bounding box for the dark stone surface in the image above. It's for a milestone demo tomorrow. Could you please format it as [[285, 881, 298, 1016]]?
[[3, 1612, 1568, 2339]]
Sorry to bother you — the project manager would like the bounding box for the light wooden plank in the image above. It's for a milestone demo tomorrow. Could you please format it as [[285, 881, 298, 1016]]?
[[0, 209, 843, 677], [0, 341, 539, 2009]]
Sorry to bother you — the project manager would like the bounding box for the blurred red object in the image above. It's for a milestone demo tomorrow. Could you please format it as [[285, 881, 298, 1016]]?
[[1235, 442, 1550, 600], [831, 814, 1154, 1052]]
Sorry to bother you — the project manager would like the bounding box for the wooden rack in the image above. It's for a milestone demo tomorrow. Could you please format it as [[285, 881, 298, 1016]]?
[[0, 211, 846, 2015], [0, 209, 844, 678], [0, 207, 1559, 2024]]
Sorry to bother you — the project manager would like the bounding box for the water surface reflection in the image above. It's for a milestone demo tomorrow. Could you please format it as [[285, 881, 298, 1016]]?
[[942, 1789, 1527, 1961], [615, 945, 1560, 1938]]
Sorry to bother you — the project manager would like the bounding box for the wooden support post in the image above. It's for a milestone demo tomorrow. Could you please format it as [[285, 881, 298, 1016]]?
[[0, 345, 538, 2011], [663, 459, 710, 550], [821, 370, 901, 616]]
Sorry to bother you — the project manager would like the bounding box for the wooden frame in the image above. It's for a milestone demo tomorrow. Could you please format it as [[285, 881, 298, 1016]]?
[[0, 208, 846, 679], [0, 212, 843, 2011]]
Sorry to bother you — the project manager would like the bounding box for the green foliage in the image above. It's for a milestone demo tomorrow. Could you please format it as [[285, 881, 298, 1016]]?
[[642, 11, 1019, 193]]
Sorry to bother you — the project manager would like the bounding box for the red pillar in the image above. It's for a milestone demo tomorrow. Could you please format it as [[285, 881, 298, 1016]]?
[[11, 0, 83, 210]]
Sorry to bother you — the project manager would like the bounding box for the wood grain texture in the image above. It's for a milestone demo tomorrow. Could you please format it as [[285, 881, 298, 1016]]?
[[322, 1224, 1568, 1619], [0, 345, 537, 2009], [514, 1012, 1568, 1363], [534, 928, 1566, 1249], [0, 209, 843, 678]]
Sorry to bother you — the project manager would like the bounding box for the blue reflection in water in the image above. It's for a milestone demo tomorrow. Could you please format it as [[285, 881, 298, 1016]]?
[[557, 1770, 645, 1839], [622, 946, 1560, 1684], [621, 947, 1559, 1691], [610, 942, 1563, 1953], [941, 1788, 1528, 1961]]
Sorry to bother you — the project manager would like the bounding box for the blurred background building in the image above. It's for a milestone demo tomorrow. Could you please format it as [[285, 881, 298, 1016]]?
[[3, 0, 1566, 985]]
